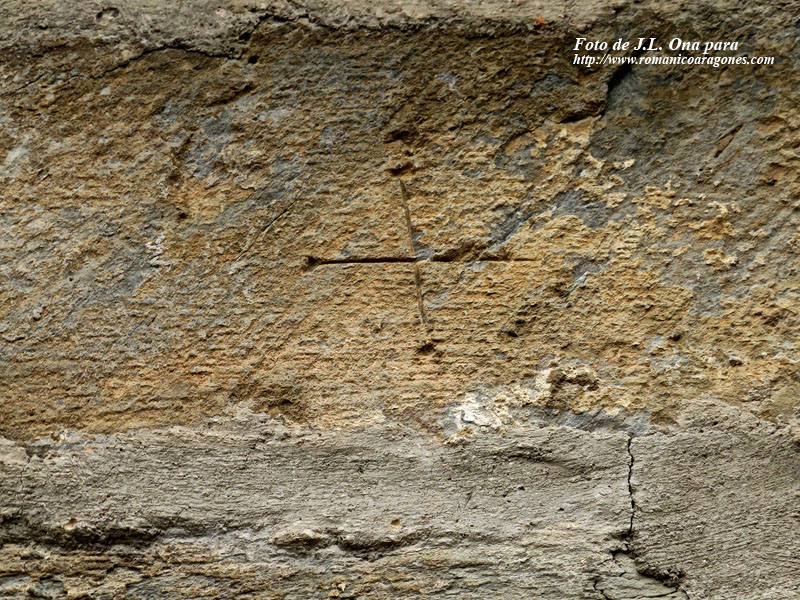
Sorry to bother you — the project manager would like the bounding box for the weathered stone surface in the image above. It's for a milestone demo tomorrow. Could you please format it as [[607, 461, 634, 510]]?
[[1, 419, 631, 598], [3, 1, 800, 439], [1, 0, 799, 598], [632, 426, 799, 600]]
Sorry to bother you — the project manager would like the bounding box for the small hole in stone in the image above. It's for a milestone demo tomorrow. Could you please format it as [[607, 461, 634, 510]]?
[[177, 211, 187, 220], [416, 341, 435, 355], [248, 55, 259, 64], [96, 7, 120, 20]]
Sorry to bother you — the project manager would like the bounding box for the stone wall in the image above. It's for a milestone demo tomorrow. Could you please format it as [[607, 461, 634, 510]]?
[[1, 2, 798, 598]]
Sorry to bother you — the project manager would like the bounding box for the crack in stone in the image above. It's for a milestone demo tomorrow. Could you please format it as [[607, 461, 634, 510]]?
[[0, 73, 45, 97], [306, 256, 417, 267], [399, 179, 432, 336], [593, 578, 613, 600], [626, 434, 636, 539], [305, 255, 542, 266], [594, 436, 689, 600]]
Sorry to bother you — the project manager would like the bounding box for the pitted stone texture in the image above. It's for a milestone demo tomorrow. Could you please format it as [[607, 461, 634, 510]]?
[[2, 14, 799, 440]]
